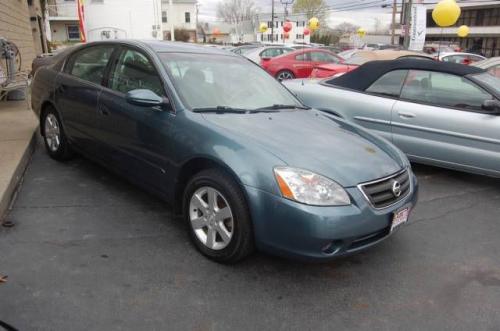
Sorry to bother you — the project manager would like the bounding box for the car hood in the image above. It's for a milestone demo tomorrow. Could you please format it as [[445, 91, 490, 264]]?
[[202, 109, 405, 187]]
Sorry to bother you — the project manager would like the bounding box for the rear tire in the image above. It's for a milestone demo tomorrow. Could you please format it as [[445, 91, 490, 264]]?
[[183, 169, 254, 263], [42, 106, 74, 161], [276, 70, 295, 81]]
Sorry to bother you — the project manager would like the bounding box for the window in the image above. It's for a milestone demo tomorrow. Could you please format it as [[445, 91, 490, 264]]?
[[162, 11, 167, 23], [365, 70, 407, 97], [69, 46, 114, 85], [400, 70, 493, 110], [260, 48, 291, 58], [66, 25, 80, 41], [109, 49, 164, 96], [185, 12, 190, 23], [310, 52, 340, 63], [295, 53, 310, 61], [487, 64, 500, 78], [159, 53, 302, 110]]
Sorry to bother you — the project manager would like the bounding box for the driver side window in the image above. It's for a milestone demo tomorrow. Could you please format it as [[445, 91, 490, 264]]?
[[109, 48, 165, 96]]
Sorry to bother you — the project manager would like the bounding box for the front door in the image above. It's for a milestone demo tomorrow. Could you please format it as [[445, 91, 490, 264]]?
[[392, 69, 500, 175], [98, 47, 175, 190]]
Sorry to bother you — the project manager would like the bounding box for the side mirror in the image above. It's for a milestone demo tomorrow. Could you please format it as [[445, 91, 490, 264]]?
[[126, 89, 165, 107], [482, 99, 500, 113]]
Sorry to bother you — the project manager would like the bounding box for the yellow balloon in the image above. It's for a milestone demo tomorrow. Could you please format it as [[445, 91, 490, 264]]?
[[357, 28, 366, 38], [457, 25, 469, 37], [259, 22, 268, 33], [309, 17, 320, 31], [432, 0, 461, 27]]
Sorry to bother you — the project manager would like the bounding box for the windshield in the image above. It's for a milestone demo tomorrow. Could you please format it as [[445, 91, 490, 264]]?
[[159, 53, 302, 110], [472, 72, 500, 94]]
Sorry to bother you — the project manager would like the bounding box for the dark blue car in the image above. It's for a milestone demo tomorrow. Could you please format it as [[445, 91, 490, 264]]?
[[31, 40, 418, 263]]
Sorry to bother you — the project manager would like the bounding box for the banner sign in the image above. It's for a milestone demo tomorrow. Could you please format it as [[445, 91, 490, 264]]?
[[77, 0, 87, 42], [408, 4, 426, 51]]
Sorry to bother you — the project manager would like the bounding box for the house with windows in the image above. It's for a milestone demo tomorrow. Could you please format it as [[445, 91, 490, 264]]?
[[45, 0, 80, 45], [257, 14, 310, 45], [160, 0, 197, 41], [45, 0, 163, 45]]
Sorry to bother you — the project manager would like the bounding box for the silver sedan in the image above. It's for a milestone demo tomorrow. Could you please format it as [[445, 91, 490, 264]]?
[[284, 58, 500, 177]]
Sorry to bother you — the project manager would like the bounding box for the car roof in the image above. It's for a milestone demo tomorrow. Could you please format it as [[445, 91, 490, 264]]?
[[473, 56, 500, 68], [328, 58, 485, 91], [78, 40, 240, 57]]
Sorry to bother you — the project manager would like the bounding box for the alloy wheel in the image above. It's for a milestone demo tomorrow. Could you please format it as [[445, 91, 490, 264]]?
[[277, 71, 294, 81], [189, 186, 234, 250], [44, 113, 61, 152]]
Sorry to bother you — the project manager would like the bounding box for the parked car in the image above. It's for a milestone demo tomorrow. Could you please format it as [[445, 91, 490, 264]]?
[[310, 50, 433, 79], [243, 46, 294, 64], [473, 57, 500, 77], [262, 48, 344, 80], [437, 52, 486, 65], [284, 59, 500, 177], [231, 45, 260, 55], [423, 43, 460, 54], [319, 46, 342, 53], [31, 40, 417, 263]]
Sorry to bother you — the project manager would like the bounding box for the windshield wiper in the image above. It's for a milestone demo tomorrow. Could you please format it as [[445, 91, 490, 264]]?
[[192, 106, 249, 114], [253, 104, 311, 112]]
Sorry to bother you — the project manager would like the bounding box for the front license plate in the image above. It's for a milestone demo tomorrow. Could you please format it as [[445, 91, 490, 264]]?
[[391, 208, 409, 232]]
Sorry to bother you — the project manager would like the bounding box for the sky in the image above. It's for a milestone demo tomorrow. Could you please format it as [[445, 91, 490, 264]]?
[[197, 0, 396, 31]]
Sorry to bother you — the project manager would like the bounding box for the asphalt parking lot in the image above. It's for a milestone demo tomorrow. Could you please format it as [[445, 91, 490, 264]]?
[[1, 138, 500, 331]]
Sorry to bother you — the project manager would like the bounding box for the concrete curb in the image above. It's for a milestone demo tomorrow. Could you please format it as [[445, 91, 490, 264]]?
[[0, 130, 37, 223]]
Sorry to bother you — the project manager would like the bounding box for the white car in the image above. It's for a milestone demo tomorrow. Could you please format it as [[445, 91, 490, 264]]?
[[473, 57, 500, 77], [243, 46, 294, 64], [437, 52, 486, 65]]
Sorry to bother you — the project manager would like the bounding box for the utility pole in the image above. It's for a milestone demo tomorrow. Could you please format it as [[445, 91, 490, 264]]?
[[195, 3, 200, 43], [403, 0, 413, 49], [391, 0, 397, 45], [271, 0, 275, 43], [169, 0, 175, 41]]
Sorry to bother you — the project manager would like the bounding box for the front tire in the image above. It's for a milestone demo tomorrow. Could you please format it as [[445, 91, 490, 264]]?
[[183, 169, 254, 263], [42, 106, 74, 161]]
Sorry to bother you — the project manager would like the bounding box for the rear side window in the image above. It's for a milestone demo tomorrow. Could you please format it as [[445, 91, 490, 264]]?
[[400, 70, 492, 110], [295, 53, 310, 61], [365, 70, 407, 97], [310, 52, 340, 63], [68, 46, 114, 85]]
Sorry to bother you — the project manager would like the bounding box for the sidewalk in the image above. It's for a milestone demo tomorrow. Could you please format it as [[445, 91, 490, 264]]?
[[0, 100, 38, 221]]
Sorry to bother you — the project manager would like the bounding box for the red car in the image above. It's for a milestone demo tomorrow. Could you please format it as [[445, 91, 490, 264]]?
[[310, 63, 358, 78], [261, 48, 345, 81]]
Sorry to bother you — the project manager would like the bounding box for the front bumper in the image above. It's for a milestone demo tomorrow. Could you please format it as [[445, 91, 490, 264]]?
[[244, 172, 418, 261]]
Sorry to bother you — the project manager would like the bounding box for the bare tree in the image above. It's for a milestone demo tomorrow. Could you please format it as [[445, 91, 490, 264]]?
[[293, 0, 328, 21], [333, 22, 359, 36], [216, 0, 257, 40]]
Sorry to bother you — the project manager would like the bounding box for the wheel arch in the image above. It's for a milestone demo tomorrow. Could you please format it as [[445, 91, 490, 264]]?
[[173, 156, 246, 215]]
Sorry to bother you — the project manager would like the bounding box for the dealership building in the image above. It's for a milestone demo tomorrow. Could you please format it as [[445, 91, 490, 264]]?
[[424, 0, 500, 57]]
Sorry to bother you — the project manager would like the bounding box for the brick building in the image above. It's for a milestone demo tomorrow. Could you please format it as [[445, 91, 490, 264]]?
[[0, 0, 47, 72]]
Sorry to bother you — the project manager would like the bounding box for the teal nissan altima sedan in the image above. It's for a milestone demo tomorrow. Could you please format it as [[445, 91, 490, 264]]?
[[31, 40, 418, 263]]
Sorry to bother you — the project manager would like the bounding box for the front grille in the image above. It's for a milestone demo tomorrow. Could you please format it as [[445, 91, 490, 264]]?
[[358, 169, 410, 209]]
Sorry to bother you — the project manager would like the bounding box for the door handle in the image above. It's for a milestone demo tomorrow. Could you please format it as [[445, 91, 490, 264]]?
[[398, 112, 416, 119], [57, 85, 66, 93], [98, 104, 110, 116]]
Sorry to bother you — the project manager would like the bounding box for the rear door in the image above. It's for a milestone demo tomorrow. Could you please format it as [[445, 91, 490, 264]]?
[[55, 45, 116, 155], [97, 46, 175, 190], [392, 70, 500, 175], [292, 52, 313, 78]]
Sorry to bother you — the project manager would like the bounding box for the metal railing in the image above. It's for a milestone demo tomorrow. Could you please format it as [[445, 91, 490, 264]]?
[[46, 4, 78, 18]]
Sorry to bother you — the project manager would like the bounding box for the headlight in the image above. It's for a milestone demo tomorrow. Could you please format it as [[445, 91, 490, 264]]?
[[274, 167, 350, 206]]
